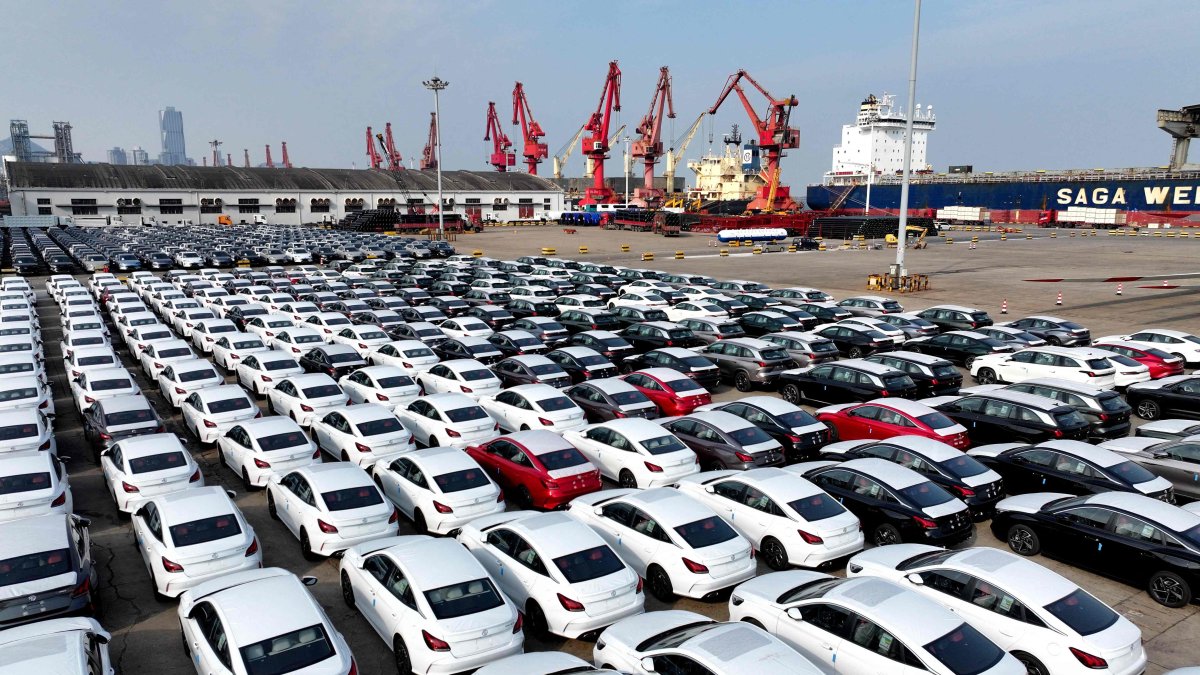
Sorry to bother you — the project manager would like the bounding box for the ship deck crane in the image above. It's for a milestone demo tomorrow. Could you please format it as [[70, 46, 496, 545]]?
[[630, 66, 675, 207], [512, 82, 547, 175], [366, 126, 383, 169], [579, 60, 622, 206], [484, 102, 516, 172], [708, 69, 799, 211], [379, 123, 403, 170], [662, 112, 707, 208], [420, 113, 438, 171]]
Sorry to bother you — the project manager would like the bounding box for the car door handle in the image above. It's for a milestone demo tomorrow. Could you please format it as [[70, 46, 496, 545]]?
[[819, 642, 834, 651]]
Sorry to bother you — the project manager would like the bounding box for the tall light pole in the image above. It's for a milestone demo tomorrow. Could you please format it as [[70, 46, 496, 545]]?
[[892, 0, 921, 285], [624, 136, 631, 205], [423, 76, 449, 240]]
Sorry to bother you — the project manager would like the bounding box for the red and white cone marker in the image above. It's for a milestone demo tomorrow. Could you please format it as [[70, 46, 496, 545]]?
[[1001, 299, 1008, 314], [1116, 283, 1123, 295], [1055, 291, 1063, 305]]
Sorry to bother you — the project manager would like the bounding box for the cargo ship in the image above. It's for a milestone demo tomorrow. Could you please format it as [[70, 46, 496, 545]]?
[[806, 96, 1200, 225]]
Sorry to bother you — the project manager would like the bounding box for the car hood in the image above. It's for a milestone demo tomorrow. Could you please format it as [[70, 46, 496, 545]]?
[[967, 443, 1027, 459], [1097, 438, 1161, 455], [847, 543, 940, 574], [995, 492, 1074, 515], [598, 610, 710, 650], [814, 403, 856, 416]]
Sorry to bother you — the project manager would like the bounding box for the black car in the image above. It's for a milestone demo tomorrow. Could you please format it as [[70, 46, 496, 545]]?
[[820, 438, 1006, 519], [574, 283, 617, 301], [731, 293, 786, 312], [991, 491, 1200, 607], [364, 297, 409, 312], [707, 296, 750, 317], [397, 288, 432, 305], [569, 330, 636, 362], [544, 347, 618, 383], [777, 360, 917, 406], [351, 310, 404, 331], [795, 302, 853, 323], [999, 379, 1132, 440], [81, 395, 166, 462], [10, 255, 42, 275], [143, 252, 174, 270], [621, 321, 704, 351], [429, 280, 470, 296], [619, 348, 720, 389], [507, 317, 569, 345], [1126, 376, 1200, 420], [1002, 316, 1091, 346], [299, 344, 366, 378], [915, 305, 994, 332], [461, 289, 512, 307], [904, 331, 1012, 367], [609, 305, 670, 329], [564, 380, 659, 421], [802, 458, 974, 547], [557, 308, 623, 334], [505, 298, 561, 319], [389, 321, 446, 345], [487, 330, 548, 357], [739, 311, 805, 337], [464, 305, 514, 330], [399, 306, 448, 325], [813, 324, 894, 358], [433, 337, 504, 365], [864, 352, 962, 397], [770, 307, 820, 330], [492, 355, 572, 389], [108, 253, 142, 272], [703, 397, 831, 462], [969, 440, 1173, 502], [933, 390, 1091, 444], [875, 313, 941, 339], [225, 304, 269, 332], [428, 296, 469, 318]]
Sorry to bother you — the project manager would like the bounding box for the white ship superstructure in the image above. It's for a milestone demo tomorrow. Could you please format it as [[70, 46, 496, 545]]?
[[825, 93, 936, 186]]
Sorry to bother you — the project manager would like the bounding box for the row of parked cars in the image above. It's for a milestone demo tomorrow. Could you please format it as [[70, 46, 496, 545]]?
[[3, 244, 1200, 674]]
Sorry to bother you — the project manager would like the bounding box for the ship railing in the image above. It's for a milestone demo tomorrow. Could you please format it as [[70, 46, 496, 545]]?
[[826, 169, 1200, 187]]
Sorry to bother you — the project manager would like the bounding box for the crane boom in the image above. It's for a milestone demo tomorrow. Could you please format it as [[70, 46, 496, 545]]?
[[630, 66, 676, 206], [708, 69, 799, 211], [586, 124, 626, 178], [366, 126, 382, 169], [512, 82, 548, 175], [579, 60, 622, 206], [553, 124, 587, 180], [280, 141, 292, 168], [664, 112, 706, 195], [264, 144, 274, 168], [484, 102, 515, 172], [420, 113, 438, 171], [382, 122, 403, 170]]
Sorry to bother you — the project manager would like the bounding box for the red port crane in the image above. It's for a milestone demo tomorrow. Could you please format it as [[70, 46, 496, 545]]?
[[579, 60, 622, 206], [630, 66, 675, 207], [708, 70, 800, 211], [380, 123, 403, 170], [512, 82, 548, 175], [281, 142, 292, 169], [264, 144, 274, 168], [484, 102, 516, 172], [420, 113, 438, 171], [366, 126, 383, 169]]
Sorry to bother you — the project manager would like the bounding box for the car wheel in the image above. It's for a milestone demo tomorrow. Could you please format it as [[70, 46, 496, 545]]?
[[619, 362, 634, 375], [1012, 651, 1050, 675], [1006, 524, 1041, 556], [525, 600, 550, 639], [646, 564, 675, 603], [413, 510, 428, 535], [300, 528, 319, 561], [241, 468, 254, 492], [514, 486, 534, 509], [1045, 337, 1061, 346], [340, 571, 355, 608], [618, 469, 638, 489], [1136, 400, 1162, 420], [734, 371, 753, 392], [964, 356, 977, 369], [976, 368, 998, 385], [847, 346, 864, 358], [781, 384, 802, 404], [871, 523, 902, 547], [761, 537, 789, 571], [1148, 570, 1192, 608], [393, 636, 413, 675], [267, 492, 279, 520], [520, 424, 530, 431]]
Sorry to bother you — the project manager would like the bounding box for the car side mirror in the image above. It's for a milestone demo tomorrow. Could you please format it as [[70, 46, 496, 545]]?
[[594, 506, 605, 517], [225, 489, 237, 499], [1151, 450, 1170, 459], [704, 484, 716, 494], [640, 657, 657, 673], [300, 576, 319, 587], [93, 633, 109, 645], [785, 607, 804, 622], [906, 572, 924, 586], [134, 506, 148, 519]]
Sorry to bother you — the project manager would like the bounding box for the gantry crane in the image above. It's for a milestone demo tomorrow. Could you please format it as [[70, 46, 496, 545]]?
[[378, 122, 403, 170], [579, 60, 622, 206], [366, 126, 383, 169], [662, 112, 706, 207], [630, 66, 676, 207], [484, 102, 516, 172], [708, 70, 799, 211], [512, 82, 547, 174], [420, 113, 438, 171]]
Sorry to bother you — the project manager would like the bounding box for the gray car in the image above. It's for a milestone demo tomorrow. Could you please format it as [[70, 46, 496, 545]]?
[[0, 514, 98, 627], [700, 337, 795, 391], [1100, 435, 1200, 502], [759, 331, 840, 366], [836, 295, 904, 317], [81, 394, 164, 461], [676, 317, 748, 345], [660, 410, 786, 471]]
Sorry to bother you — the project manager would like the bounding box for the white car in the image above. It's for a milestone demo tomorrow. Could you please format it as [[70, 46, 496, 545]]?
[[329, 325, 392, 357], [439, 317, 495, 339], [124, 324, 174, 354], [417, 358, 503, 400], [367, 339, 440, 376], [181, 385, 260, 444], [235, 350, 304, 396], [1087, 348, 1152, 388], [676, 468, 864, 569], [266, 463, 398, 558], [509, 285, 557, 301], [564, 418, 697, 488], [847, 543, 1147, 675], [157, 358, 223, 409], [837, 316, 908, 344], [62, 328, 111, 354], [372, 446, 504, 534], [460, 510, 644, 639], [137, 338, 195, 376], [306, 311, 353, 339], [0, 452, 71, 522], [0, 617, 115, 675], [217, 416, 320, 488], [278, 300, 322, 323], [727, 571, 1024, 675], [0, 375, 54, 415], [266, 373, 349, 427], [556, 293, 606, 313], [476, 653, 622, 675], [664, 300, 728, 322], [339, 536, 523, 674], [100, 433, 202, 513], [69, 366, 139, 412], [1097, 328, 1200, 366], [310, 404, 415, 466], [971, 346, 1117, 389], [244, 313, 295, 341], [567, 487, 757, 602], [169, 308, 216, 339], [64, 345, 118, 381], [190, 318, 239, 353], [270, 326, 327, 356], [177, 568, 355, 674], [132, 486, 261, 598], [593, 610, 822, 675], [63, 314, 109, 337], [610, 291, 669, 309], [210, 332, 269, 371], [340, 365, 421, 410], [479, 383, 588, 433], [395, 393, 499, 449], [0, 408, 55, 455]]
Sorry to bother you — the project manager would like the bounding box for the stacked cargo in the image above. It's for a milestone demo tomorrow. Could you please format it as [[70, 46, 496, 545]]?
[[1057, 207, 1127, 226], [934, 205, 992, 222]]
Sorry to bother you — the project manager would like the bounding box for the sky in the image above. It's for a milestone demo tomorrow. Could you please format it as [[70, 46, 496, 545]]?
[[5, 0, 1198, 187]]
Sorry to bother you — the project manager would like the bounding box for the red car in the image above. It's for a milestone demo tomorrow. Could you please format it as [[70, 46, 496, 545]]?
[[466, 430, 601, 509], [620, 367, 712, 416], [815, 398, 971, 449], [1094, 341, 1186, 379]]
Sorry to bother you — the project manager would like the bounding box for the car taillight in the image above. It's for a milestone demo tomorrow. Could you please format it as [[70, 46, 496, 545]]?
[[84, 395, 96, 404], [99, 433, 112, 440], [513, 612, 524, 633], [493, 422, 500, 431], [952, 485, 975, 498], [797, 529, 823, 544], [734, 451, 754, 463], [348, 660, 358, 675], [260, 374, 273, 382], [542, 478, 559, 490], [682, 557, 709, 574], [326, 367, 337, 376], [1069, 647, 1108, 669], [460, 385, 473, 393], [203, 419, 218, 428], [1053, 429, 1064, 438], [254, 458, 271, 468], [558, 593, 585, 612], [317, 519, 338, 533], [969, 322, 977, 328], [162, 557, 184, 573], [47, 489, 67, 507], [153, 362, 163, 369], [71, 576, 91, 598], [496, 490, 505, 502], [929, 378, 939, 385], [636, 577, 644, 594], [375, 392, 390, 401], [880, 390, 890, 397], [433, 501, 454, 514], [189, 469, 202, 482], [1083, 371, 1098, 377], [245, 538, 259, 556], [422, 630, 451, 652], [312, 449, 321, 459], [645, 461, 663, 473], [401, 361, 413, 368], [300, 404, 314, 412], [913, 515, 938, 529], [1098, 413, 1108, 421], [538, 417, 555, 427]]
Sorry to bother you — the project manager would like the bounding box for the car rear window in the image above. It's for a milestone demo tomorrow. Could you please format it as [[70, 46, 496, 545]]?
[[530, 364, 564, 376], [969, 312, 991, 323], [157, 348, 190, 359], [0, 549, 71, 586], [179, 368, 217, 383], [208, 397, 252, 414], [666, 329, 694, 340], [882, 301, 904, 311], [302, 384, 343, 399], [1043, 589, 1119, 635], [257, 431, 309, 451], [728, 426, 774, 446], [1084, 358, 1112, 370], [787, 493, 847, 521], [105, 409, 155, 426], [322, 486, 383, 511], [664, 379, 705, 394], [233, 340, 264, 350], [923, 623, 1005, 675], [1106, 460, 1158, 485], [79, 354, 117, 366], [327, 352, 362, 364], [917, 412, 958, 430], [938, 454, 990, 478], [932, 364, 959, 378], [1097, 393, 1127, 412], [679, 356, 713, 369], [169, 514, 242, 546], [458, 369, 495, 383], [445, 406, 489, 423], [760, 347, 791, 362], [611, 391, 650, 406], [554, 545, 626, 584], [0, 472, 51, 495], [0, 423, 38, 441], [433, 468, 490, 493], [92, 378, 132, 391], [897, 481, 956, 508], [535, 447, 589, 471], [128, 451, 187, 474], [239, 624, 335, 675], [673, 516, 738, 548], [1054, 410, 1088, 427], [424, 579, 505, 620], [882, 374, 916, 389]]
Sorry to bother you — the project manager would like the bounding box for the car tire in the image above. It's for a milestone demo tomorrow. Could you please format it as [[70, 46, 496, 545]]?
[[1136, 400, 1162, 420], [1006, 524, 1041, 556], [976, 368, 998, 385], [646, 564, 675, 603], [734, 371, 753, 392], [761, 537, 789, 571], [514, 486, 534, 509], [525, 600, 551, 640], [781, 384, 802, 404], [826, 425, 839, 442], [300, 529, 319, 561], [618, 469, 638, 489], [964, 356, 977, 369], [871, 523, 902, 547], [393, 636, 413, 675], [619, 362, 634, 375], [847, 346, 864, 359], [267, 492, 279, 520], [340, 571, 355, 608], [241, 468, 255, 492], [1148, 570, 1192, 608], [413, 510, 428, 535], [1012, 651, 1050, 675]]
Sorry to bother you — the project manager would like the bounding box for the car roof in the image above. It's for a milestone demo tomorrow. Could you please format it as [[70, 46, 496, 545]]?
[[409, 446, 478, 472], [337, 403, 398, 423], [596, 417, 675, 441], [684, 410, 754, 432], [940, 547, 1077, 605], [82, 367, 132, 381], [867, 436, 963, 461], [506, 512, 603, 558], [170, 357, 216, 373], [823, 359, 896, 375], [617, 487, 713, 525], [962, 389, 1071, 410], [1079, 492, 1200, 532], [0, 407, 42, 425], [838, 458, 925, 489], [1024, 345, 1086, 357], [585, 377, 638, 395], [856, 397, 938, 417], [1032, 440, 1128, 468], [873, 351, 949, 366], [735, 467, 823, 499], [424, 392, 480, 410], [293, 462, 373, 491], [923, 304, 983, 313], [240, 416, 305, 435], [284, 373, 339, 387], [507, 354, 554, 366], [1014, 377, 1108, 397], [0, 513, 69, 559], [1024, 315, 1071, 323], [97, 394, 153, 412], [212, 574, 323, 645], [385, 536, 491, 591], [821, 576, 960, 641], [116, 433, 185, 456], [194, 384, 250, 400], [158, 486, 237, 524]]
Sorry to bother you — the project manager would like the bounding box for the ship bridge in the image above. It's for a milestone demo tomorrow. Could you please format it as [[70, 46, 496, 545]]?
[[1158, 104, 1200, 170]]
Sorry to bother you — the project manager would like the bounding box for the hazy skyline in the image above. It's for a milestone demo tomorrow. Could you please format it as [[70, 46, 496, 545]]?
[[5, 0, 1197, 184]]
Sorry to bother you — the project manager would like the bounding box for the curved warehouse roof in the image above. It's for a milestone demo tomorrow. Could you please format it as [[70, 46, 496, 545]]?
[[5, 162, 562, 193]]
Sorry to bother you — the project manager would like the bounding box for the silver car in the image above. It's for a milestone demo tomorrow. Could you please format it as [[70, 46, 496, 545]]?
[[700, 337, 796, 391], [836, 295, 904, 317]]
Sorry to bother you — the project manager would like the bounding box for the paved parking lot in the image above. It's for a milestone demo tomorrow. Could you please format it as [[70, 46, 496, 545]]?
[[40, 226, 1200, 673]]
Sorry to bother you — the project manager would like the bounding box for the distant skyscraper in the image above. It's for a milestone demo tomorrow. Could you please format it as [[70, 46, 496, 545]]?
[[158, 106, 187, 165], [130, 146, 149, 166], [107, 146, 128, 165]]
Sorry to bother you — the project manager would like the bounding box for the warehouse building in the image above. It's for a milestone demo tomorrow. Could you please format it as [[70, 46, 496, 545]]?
[[2, 162, 565, 225]]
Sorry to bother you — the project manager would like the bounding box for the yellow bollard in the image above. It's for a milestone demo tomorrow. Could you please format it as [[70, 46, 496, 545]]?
[[674, 251, 684, 260], [541, 247, 557, 255], [1050, 231, 1057, 238], [787, 245, 797, 252], [719, 248, 729, 257], [729, 240, 740, 248], [817, 242, 827, 251], [752, 247, 763, 255], [620, 244, 630, 252], [578, 246, 589, 254], [946, 238, 954, 244], [1000, 233, 1007, 241], [1026, 233, 1033, 240], [471, 249, 483, 257], [641, 252, 655, 261]]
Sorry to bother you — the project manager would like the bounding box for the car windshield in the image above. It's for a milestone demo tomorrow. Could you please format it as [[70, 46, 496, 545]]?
[[302, 385, 343, 400], [897, 481, 956, 508], [356, 417, 404, 437], [664, 379, 705, 394], [611, 391, 650, 406], [208, 397, 252, 414], [445, 406, 489, 423], [642, 435, 690, 455], [1043, 588, 1119, 635], [536, 446, 589, 471], [322, 486, 383, 511], [727, 426, 774, 446], [917, 412, 958, 430], [0, 423, 38, 441], [787, 493, 847, 521], [105, 409, 155, 426], [258, 431, 309, 451], [673, 516, 738, 548], [239, 623, 335, 675], [128, 451, 187, 474], [923, 623, 1005, 675], [0, 472, 51, 495], [433, 468, 490, 493], [460, 369, 496, 382], [424, 578, 506, 620], [179, 368, 217, 383], [554, 545, 625, 583], [0, 549, 71, 586], [92, 378, 131, 391], [169, 514, 242, 546], [1106, 460, 1158, 485]]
